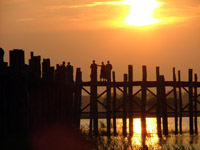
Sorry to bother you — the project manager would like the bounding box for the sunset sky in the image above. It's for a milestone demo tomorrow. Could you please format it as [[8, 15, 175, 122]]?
[[1, 0, 200, 81]]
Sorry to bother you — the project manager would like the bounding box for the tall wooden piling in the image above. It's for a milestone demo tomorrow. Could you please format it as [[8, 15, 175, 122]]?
[[160, 75, 168, 136], [112, 71, 117, 136], [194, 74, 198, 134], [90, 63, 98, 136], [189, 69, 194, 135], [156, 67, 162, 137], [74, 68, 82, 128], [93, 78, 98, 136], [178, 70, 183, 134], [107, 75, 111, 136], [123, 74, 127, 137], [141, 66, 147, 138], [128, 65, 133, 136], [89, 92, 93, 135], [173, 68, 178, 135]]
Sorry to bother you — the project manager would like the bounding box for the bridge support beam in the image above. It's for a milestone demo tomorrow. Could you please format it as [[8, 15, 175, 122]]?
[[128, 65, 133, 136], [156, 67, 162, 137], [123, 74, 127, 137], [178, 70, 183, 134], [189, 69, 194, 135], [194, 74, 198, 135], [173, 68, 178, 135], [112, 71, 117, 136], [160, 75, 168, 136], [106, 77, 111, 136], [141, 66, 147, 138]]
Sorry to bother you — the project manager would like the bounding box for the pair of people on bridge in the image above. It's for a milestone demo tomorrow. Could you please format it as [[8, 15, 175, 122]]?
[[90, 60, 112, 82]]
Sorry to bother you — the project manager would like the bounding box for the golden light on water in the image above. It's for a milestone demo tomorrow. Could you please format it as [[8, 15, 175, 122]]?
[[123, 0, 163, 26], [132, 118, 159, 147], [133, 118, 157, 135], [117, 118, 159, 146]]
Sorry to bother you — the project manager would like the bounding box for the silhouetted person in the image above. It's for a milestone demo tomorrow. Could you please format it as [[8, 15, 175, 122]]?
[[66, 62, 73, 85], [90, 60, 97, 81], [0, 48, 4, 64], [106, 61, 112, 81], [0, 48, 7, 73], [99, 62, 106, 82], [62, 61, 66, 67]]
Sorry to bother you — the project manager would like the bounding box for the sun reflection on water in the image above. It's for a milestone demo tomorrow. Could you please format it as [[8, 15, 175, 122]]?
[[117, 118, 159, 147], [133, 118, 159, 147]]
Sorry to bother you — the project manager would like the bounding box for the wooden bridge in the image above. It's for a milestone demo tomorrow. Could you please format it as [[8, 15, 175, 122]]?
[[74, 65, 200, 138]]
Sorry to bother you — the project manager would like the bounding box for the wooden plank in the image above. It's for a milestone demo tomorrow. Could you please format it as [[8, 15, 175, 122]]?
[[194, 74, 198, 135], [81, 80, 200, 88], [189, 69, 194, 135], [173, 68, 178, 134], [128, 65, 133, 136], [112, 71, 117, 136], [156, 67, 162, 137], [123, 74, 127, 137], [141, 66, 147, 138]]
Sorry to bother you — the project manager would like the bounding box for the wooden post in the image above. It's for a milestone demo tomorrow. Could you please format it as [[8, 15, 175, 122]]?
[[141, 66, 147, 138], [160, 75, 168, 136], [194, 74, 198, 135], [178, 70, 183, 134], [128, 65, 133, 136], [156, 67, 162, 137], [89, 95, 93, 136], [106, 75, 111, 136], [112, 71, 117, 136], [90, 63, 98, 136], [189, 69, 194, 135], [74, 68, 82, 128], [173, 68, 178, 135], [123, 74, 127, 137], [93, 75, 98, 136]]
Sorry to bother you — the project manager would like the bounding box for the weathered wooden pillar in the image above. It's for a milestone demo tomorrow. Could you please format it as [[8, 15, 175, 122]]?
[[93, 77, 98, 136], [194, 74, 198, 135], [107, 75, 111, 136], [74, 68, 82, 128], [156, 67, 162, 137], [141, 66, 147, 138], [112, 71, 117, 136], [128, 65, 133, 136], [89, 95, 93, 136], [123, 74, 127, 137], [160, 75, 168, 136], [173, 68, 178, 135], [178, 70, 183, 134], [188, 69, 194, 135], [90, 63, 98, 136]]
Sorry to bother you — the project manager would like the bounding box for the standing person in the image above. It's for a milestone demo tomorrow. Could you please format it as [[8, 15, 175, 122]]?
[[66, 62, 73, 85], [90, 60, 97, 81], [99, 62, 106, 82], [106, 61, 112, 81]]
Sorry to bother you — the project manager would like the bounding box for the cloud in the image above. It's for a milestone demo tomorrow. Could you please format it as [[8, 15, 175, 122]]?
[[46, 1, 126, 11], [69, 1, 124, 8]]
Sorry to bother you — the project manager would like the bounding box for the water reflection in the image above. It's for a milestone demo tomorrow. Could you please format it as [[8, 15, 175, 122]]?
[[80, 118, 200, 149]]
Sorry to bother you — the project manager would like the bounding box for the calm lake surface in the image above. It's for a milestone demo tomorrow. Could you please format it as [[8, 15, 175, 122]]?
[[80, 117, 200, 149]]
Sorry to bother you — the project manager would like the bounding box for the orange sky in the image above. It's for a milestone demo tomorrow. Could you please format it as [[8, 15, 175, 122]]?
[[1, 0, 200, 81]]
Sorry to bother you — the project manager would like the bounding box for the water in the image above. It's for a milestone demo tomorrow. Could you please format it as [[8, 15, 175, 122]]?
[[80, 117, 200, 149]]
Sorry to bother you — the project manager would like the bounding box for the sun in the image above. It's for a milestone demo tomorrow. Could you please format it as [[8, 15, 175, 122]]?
[[123, 0, 163, 26]]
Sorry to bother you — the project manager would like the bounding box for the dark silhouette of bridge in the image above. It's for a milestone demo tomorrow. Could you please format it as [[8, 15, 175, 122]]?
[[0, 48, 200, 141]]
